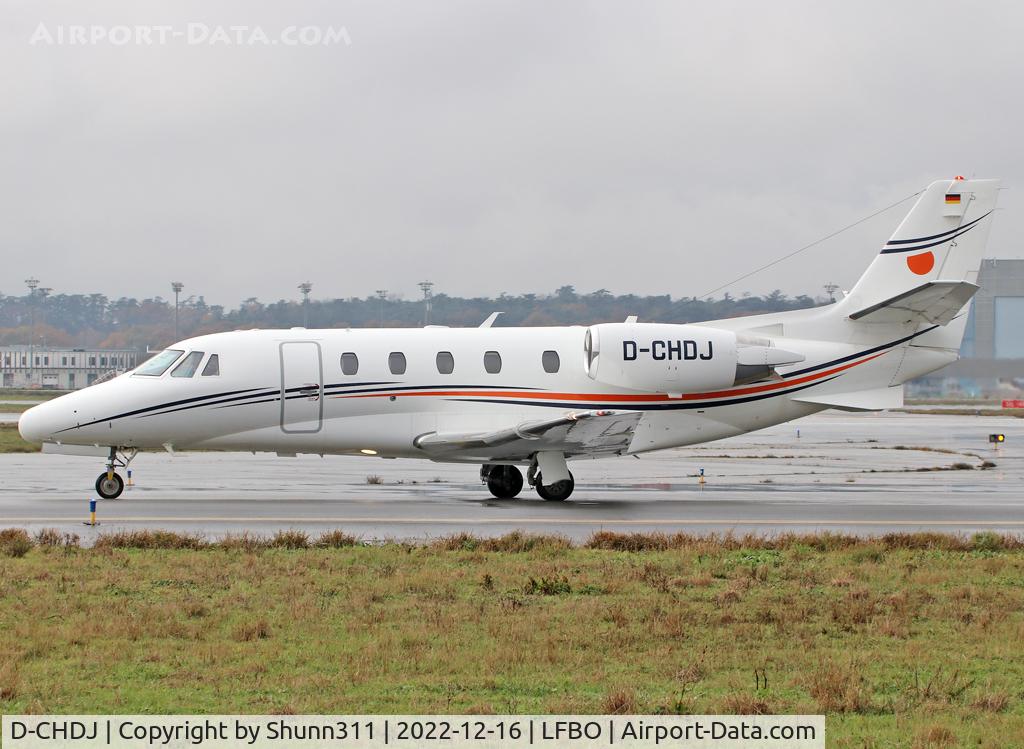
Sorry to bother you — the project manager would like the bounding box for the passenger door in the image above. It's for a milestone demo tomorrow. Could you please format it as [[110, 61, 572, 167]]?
[[280, 341, 323, 434]]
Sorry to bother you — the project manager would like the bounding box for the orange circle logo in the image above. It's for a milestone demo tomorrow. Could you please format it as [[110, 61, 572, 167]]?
[[907, 251, 935, 275]]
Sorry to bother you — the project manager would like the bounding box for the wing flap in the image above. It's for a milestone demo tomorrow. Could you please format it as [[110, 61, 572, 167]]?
[[848, 280, 978, 325], [414, 410, 642, 461]]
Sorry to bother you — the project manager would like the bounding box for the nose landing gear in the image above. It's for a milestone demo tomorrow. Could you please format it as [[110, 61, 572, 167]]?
[[95, 471, 124, 500], [95, 447, 137, 500]]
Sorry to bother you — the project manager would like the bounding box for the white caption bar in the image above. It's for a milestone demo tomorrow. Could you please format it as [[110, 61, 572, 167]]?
[[3, 715, 823, 749]]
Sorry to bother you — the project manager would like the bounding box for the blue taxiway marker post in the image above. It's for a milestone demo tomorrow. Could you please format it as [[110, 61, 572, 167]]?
[[127, 468, 133, 487], [698, 467, 705, 485], [85, 498, 98, 526]]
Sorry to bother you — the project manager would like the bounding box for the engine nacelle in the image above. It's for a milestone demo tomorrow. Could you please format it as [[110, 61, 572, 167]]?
[[584, 323, 739, 394]]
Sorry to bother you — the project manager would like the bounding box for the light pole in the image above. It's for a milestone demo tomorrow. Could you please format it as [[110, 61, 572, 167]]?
[[38, 289, 51, 376], [418, 281, 434, 326], [25, 278, 38, 380], [823, 281, 839, 304], [298, 282, 313, 328], [171, 281, 184, 340], [375, 289, 387, 327]]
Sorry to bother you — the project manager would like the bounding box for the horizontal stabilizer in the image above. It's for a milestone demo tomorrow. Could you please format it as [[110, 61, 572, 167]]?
[[414, 410, 642, 461], [848, 280, 978, 325], [792, 386, 904, 412]]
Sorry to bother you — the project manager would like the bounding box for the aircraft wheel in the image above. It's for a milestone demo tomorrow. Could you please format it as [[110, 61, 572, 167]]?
[[95, 471, 125, 500], [486, 465, 524, 499], [536, 471, 574, 501]]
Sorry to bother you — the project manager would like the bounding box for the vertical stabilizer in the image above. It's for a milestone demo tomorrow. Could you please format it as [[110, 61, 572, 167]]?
[[841, 178, 999, 315]]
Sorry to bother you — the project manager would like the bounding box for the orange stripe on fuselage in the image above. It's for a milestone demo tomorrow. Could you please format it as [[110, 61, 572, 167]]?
[[331, 350, 888, 404]]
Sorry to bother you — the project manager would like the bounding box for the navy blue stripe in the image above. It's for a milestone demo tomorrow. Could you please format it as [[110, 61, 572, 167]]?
[[884, 211, 989, 246], [56, 380, 398, 433], [138, 389, 283, 418], [215, 397, 280, 409], [147, 386, 351, 418], [446, 378, 837, 412], [879, 223, 978, 255], [328, 383, 544, 397], [782, 325, 938, 379], [52, 387, 272, 434], [323, 381, 398, 391], [135, 382, 396, 421]]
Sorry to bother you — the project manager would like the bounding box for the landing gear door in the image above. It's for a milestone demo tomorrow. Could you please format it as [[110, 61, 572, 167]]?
[[280, 341, 323, 434]]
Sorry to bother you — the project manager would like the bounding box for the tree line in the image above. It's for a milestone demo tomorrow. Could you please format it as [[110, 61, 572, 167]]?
[[0, 286, 825, 351]]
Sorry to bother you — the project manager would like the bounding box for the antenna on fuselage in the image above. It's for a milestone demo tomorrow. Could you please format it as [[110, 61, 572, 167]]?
[[479, 312, 503, 328]]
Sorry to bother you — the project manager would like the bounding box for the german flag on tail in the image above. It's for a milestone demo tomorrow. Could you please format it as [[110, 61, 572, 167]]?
[[945, 193, 961, 204]]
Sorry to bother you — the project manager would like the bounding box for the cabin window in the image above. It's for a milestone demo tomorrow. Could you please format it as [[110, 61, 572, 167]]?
[[388, 352, 407, 375], [483, 350, 502, 374], [171, 351, 205, 378], [133, 349, 184, 376], [340, 352, 359, 375], [436, 351, 455, 375], [542, 350, 560, 373], [202, 354, 220, 376]]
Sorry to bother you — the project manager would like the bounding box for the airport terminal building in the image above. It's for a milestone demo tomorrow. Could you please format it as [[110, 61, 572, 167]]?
[[911, 258, 1024, 397], [0, 346, 139, 390]]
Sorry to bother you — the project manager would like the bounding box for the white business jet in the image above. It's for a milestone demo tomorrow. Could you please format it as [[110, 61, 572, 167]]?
[[19, 178, 998, 501]]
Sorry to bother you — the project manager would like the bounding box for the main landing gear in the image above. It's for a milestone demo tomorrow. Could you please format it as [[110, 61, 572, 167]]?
[[535, 472, 574, 501], [482, 464, 524, 499], [481, 451, 576, 501], [95, 447, 137, 500]]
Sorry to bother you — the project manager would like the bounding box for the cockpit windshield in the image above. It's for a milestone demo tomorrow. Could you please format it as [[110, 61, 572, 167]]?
[[171, 351, 205, 378], [133, 349, 184, 377]]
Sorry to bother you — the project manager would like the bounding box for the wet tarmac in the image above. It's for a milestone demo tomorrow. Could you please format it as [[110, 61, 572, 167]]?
[[1, 411, 1020, 542]]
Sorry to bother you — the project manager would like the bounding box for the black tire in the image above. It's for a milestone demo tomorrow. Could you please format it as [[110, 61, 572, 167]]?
[[95, 471, 125, 500], [486, 465, 524, 499], [536, 471, 574, 501]]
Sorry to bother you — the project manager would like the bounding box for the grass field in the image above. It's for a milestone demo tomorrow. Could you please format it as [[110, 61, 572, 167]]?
[[1, 529, 1022, 747], [0, 390, 65, 399], [904, 399, 1002, 407], [897, 407, 1024, 418], [0, 424, 38, 453], [0, 402, 37, 414]]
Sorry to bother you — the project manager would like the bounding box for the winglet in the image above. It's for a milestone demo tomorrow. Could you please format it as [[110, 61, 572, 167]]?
[[480, 312, 503, 328]]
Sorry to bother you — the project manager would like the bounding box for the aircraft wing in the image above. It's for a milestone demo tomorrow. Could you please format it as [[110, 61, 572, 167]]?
[[413, 409, 642, 462]]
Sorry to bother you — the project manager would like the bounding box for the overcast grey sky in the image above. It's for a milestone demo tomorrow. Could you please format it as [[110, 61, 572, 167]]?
[[2, 0, 1021, 305]]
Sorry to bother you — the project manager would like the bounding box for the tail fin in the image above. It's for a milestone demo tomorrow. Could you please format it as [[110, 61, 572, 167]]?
[[843, 178, 1000, 315]]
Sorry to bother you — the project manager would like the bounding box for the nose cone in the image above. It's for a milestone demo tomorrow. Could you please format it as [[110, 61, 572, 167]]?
[[18, 401, 60, 443]]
